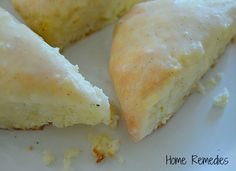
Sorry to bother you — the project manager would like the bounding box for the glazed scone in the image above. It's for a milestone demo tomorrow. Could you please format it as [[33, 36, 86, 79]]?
[[110, 0, 236, 141], [0, 7, 110, 129], [12, 0, 143, 50]]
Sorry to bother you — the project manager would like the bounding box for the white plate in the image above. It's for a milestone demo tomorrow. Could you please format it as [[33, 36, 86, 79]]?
[[0, 1, 236, 171]]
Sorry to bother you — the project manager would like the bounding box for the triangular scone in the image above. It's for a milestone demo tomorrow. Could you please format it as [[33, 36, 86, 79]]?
[[0, 8, 110, 129], [12, 0, 143, 50], [110, 0, 236, 141]]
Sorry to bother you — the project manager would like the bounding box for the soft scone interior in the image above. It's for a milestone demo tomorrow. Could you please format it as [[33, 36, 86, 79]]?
[[0, 8, 110, 129], [110, 0, 236, 141]]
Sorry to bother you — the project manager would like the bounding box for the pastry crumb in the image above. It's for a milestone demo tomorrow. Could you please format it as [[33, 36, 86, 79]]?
[[74, 65, 79, 72], [231, 36, 236, 43], [207, 78, 217, 88], [213, 88, 230, 108], [63, 147, 80, 171], [89, 134, 120, 163], [43, 150, 55, 166], [27, 145, 33, 151], [195, 73, 223, 94], [109, 103, 120, 129], [196, 82, 206, 95], [207, 73, 223, 89]]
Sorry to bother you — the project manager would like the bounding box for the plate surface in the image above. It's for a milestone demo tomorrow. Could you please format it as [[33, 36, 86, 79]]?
[[0, 1, 236, 171]]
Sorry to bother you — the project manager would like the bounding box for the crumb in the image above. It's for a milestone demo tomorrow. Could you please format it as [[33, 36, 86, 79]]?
[[74, 65, 79, 72], [211, 63, 216, 68], [117, 155, 125, 164], [196, 82, 206, 95], [89, 134, 120, 163], [63, 147, 80, 171], [207, 73, 223, 89], [109, 103, 120, 129], [231, 36, 236, 43], [213, 88, 230, 108], [36, 141, 39, 145], [93, 148, 105, 163], [43, 150, 55, 166], [195, 73, 223, 94], [207, 78, 217, 88], [28, 145, 33, 151]]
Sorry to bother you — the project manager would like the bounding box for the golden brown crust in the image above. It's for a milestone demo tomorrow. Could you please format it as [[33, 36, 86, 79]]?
[[93, 148, 105, 164], [1, 123, 50, 131], [110, 4, 181, 141]]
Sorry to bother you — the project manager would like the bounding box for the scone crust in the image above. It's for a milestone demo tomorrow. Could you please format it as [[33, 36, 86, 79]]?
[[110, 0, 236, 141], [12, 0, 143, 49], [0, 7, 110, 129]]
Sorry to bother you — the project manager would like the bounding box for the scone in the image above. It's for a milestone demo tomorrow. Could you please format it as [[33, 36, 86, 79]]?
[[12, 0, 143, 50], [110, 0, 236, 141], [0, 7, 110, 129]]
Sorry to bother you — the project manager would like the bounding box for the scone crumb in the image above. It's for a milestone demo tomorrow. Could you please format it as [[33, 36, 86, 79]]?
[[74, 65, 79, 72], [213, 88, 230, 108], [109, 103, 120, 129], [195, 73, 223, 94], [63, 147, 80, 171], [27, 145, 33, 151], [207, 73, 223, 89], [89, 134, 120, 163], [196, 82, 206, 95], [231, 36, 236, 43], [93, 148, 105, 163], [43, 150, 55, 166], [207, 78, 217, 88]]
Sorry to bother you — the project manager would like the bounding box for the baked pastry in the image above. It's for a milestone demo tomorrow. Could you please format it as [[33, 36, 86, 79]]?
[[110, 0, 236, 141], [12, 0, 143, 50], [0, 7, 110, 129]]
